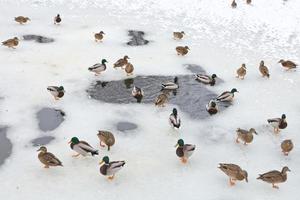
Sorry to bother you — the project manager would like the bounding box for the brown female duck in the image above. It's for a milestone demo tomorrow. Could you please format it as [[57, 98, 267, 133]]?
[[97, 131, 115, 151], [281, 139, 293, 156], [218, 163, 248, 186], [2, 37, 19, 49], [114, 55, 129, 69], [278, 59, 297, 70], [236, 128, 257, 145], [37, 146, 63, 168], [15, 16, 30, 24], [236, 64, 246, 79], [259, 60, 270, 78], [176, 46, 189, 56], [257, 166, 290, 189]]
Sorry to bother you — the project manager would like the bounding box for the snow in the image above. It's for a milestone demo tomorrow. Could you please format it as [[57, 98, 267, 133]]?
[[0, 0, 299, 199]]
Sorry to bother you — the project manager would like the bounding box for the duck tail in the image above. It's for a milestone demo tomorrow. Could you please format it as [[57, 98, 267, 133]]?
[[107, 145, 110, 151], [91, 150, 99, 156], [257, 175, 262, 180]]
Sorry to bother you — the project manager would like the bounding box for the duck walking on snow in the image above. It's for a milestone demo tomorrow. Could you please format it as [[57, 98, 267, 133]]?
[[281, 139, 293, 156], [218, 163, 248, 186], [15, 16, 30, 24], [114, 55, 129, 69], [99, 156, 125, 180], [267, 114, 287, 134], [2, 37, 19, 49], [94, 31, 105, 42], [88, 59, 108, 76], [54, 14, 61, 24], [37, 146, 63, 168], [216, 88, 238, 102], [259, 60, 270, 78], [175, 139, 195, 163], [173, 31, 185, 40], [195, 74, 217, 86], [176, 46, 189, 56], [236, 128, 257, 145], [278, 59, 297, 70], [257, 166, 290, 189], [69, 137, 99, 157], [169, 108, 181, 128], [236, 64, 246, 79], [97, 131, 115, 151]]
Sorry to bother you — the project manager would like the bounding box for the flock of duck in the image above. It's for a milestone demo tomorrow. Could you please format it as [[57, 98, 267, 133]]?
[[1, 13, 297, 189]]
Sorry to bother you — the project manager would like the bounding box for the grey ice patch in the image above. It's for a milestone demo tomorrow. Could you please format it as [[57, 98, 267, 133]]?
[[127, 30, 149, 46], [116, 122, 138, 132], [23, 35, 54, 43], [31, 136, 55, 147], [37, 108, 65, 132], [0, 127, 12, 167]]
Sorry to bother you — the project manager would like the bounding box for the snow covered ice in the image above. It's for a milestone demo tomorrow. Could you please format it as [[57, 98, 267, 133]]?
[[0, 0, 299, 199]]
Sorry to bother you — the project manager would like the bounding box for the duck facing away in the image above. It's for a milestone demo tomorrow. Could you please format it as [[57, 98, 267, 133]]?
[[259, 60, 270, 78], [218, 163, 248, 186], [88, 59, 108, 76], [231, 0, 237, 8], [125, 62, 134, 76], [2, 37, 19, 49], [99, 156, 125, 180], [155, 92, 169, 107], [169, 108, 181, 128], [162, 77, 179, 90], [236, 128, 257, 145], [278, 59, 297, 70], [69, 137, 98, 157], [54, 14, 61, 24], [94, 31, 105, 42], [236, 64, 246, 79], [37, 146, 63, 168], [15, 16, 30, 24], [114, 55, 129, 69], [176, 46, 189, 56], [267, 114, 287, 133], [257, 166, 290, 189], [216, 88, 238, 102], [206, 100, 218, 115], [195, 74, 217, 86], [281, 139, 293, 156], [173, 31, 185, 40], [47, 86, 65, 100], [175, 139, 196, 163], [132, 85, 144, 102], [246, 0, 252, 4], [97, 131, 115, 151]]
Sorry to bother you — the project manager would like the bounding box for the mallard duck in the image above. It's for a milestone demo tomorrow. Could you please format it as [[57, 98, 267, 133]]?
[[54, 14, 61, 24], [15, 16, 30, 24], [97, 131, 115, 151], [37, 146, 63, 168], [206, 100, 218, 115], [281, 139, 293, 156], [176, 46, 189, 56], [173, 31, 185, 40], [2, 37, 19, 49], [246, 0, 252, 4], [169, 108, 181, 128], [88, 59, 108, 75], [278, 59, 297, 70], [94, 31, 105, 42], [47, 86, 65, 100], [113, 55, 129, 69], [155, 93, 169, 107], [236, 128, 257, 145], [259, 60, 270, 78], [195, 74, 217, 86], [68, 137, 98, 157], [216, 88, 238, 102], [175, 139, 195, 163], [231, 0, 237, 8], [132, 85, 144, 100], [257, 166, 290, 189], [267, 114, 287, 133], [99, 156, 125, 180], [218, 163, 248, 185], [125, 62, 134, 76], [162, 77, 179, 90], [236, 64, 246, 79]]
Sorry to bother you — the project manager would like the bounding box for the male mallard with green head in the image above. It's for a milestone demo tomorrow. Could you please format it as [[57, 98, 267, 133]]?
[[281, 139, 293, 156], [97, 131, 115, 151], [54, 14, 61, 24], [88, 59, 108, 76], [175, 139, 195, 163], [15, 16, 30, 24], [173, 31, 185, 40], [236, 64, 246, 79], [257, 166, 290, 189], [278, 59, 297, 70], [267, 114, 287, 134], [195, 74, 217, 86], [114, 55, 129, 69], [47, 86, 65, 100], [259, 60, 270, 78], [218, 163, 248, 186], [125, 62, 134, 76], [68, 137, 98, 157], [94, 31, 105, 42], [162, 77, 179, 90], [169, 108, 181, 128], [99, 156, 125, 180], [2, 37, 19, 49], [206, 100, 218, 115], [176, 46, 189, 56], [37, 146, 63, 168], [216, 88, 238, 102], [236, 128, 257, 145]]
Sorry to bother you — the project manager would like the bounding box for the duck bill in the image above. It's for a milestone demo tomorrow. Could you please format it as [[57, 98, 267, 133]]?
[[68, 141, 71, 144], [174, 144, 179, 148], [99, 160, 104, 165]]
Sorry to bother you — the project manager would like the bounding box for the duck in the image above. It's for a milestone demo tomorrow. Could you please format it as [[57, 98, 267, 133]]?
[[257, 166, 290, 189], [231, 0, 237, 8], [278, 59, 297, 70], [236, 128, 257, 145], [125, 62, 134, 76], [162, 77, 179, 90], [281, 139, 293, 156], [68, 137, 98, 157], [236, 64, 246, 79], [218, 163, 248, 186], [99, 156, 125, 180], [169, 108, 181, 128], [47, 86, 65, 100], [259, 60, 270, 78], [94, 31, 105, 42], [216, 88, 238, 102], [15, 16, 30, 24], [246, 0, 252, 4], [132, 85, 144, 101], [155, 92, 169, 107], [175, 139, 195, 163], [176, 46, 189, 56], [173, 31, 185, 40], [97, 131, 115, 151], [37, 146, 63, 168], [267, 114, 287, 133], [195, 74, 217, 86], [2, 37, 19, 49], [88, 59, 108, 75], [113, 55, 129, 69], [206, 100, 218, 115], [54, 14, 61, 24]]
